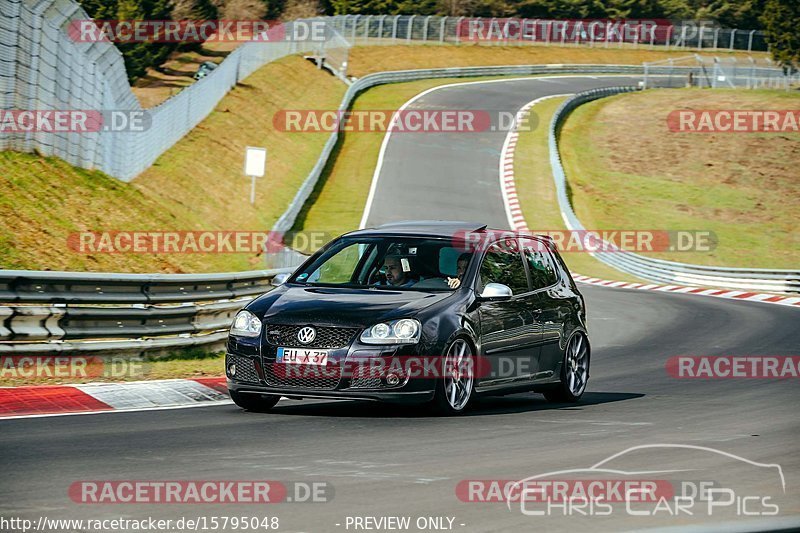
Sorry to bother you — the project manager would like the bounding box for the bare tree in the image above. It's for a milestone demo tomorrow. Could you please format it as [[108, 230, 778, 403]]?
[[219, 0, 266, 20], [281, 0, 323, 21]]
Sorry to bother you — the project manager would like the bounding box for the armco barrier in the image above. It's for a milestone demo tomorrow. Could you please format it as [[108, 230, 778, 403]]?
[[272, 66, 798, 294], [0, 268, 292, 355], [270, 63, 698, 233], [324, 15, 768, 52], [548, 87, 800, 294], [1, 0, 771, 183], [0, 0, 349, 181]]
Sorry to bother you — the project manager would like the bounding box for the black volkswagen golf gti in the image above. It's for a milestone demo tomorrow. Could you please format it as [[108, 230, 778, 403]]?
[[226, 221, 589, 415]]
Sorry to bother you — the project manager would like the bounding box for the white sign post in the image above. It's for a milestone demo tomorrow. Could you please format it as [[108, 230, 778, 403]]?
[[244, 146, 267, 205]]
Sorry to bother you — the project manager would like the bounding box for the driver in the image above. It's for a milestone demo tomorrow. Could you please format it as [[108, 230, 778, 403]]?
[[381, 255, 416, 288], [446, 253, 471, 289]]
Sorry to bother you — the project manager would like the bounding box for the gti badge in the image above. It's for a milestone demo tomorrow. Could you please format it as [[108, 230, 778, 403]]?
[[297, 326, 316, 345]]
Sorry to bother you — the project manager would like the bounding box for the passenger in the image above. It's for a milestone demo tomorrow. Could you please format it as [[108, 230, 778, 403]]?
[[381, 255, 416, 288], [447, 253, 471, 289]]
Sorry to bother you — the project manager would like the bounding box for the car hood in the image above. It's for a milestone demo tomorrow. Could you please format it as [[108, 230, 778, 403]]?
[[247, 285, 453, 328]]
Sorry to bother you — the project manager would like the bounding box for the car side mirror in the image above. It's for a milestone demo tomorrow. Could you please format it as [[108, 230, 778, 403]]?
[[271, 273, 290, 287], [479, 283, 513, 301]]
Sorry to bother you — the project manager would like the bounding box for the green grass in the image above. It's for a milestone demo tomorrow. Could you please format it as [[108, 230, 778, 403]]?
[[291, 75, 561, 241], [0, 352, 225, 386], [513, 97, 647, 283], [559, 88, 800, 269], [0, 55, 345, 273]]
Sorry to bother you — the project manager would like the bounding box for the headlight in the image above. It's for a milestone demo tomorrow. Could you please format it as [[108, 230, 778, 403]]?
[[360, 318, 421, 345], [230, 310, 262, 338]]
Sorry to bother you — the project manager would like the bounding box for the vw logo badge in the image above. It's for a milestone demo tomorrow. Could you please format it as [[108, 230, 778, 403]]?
[[297, 326, 316, 345]]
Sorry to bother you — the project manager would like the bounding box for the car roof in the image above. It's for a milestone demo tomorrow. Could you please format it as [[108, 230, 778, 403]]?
[[345, 220, 488, 238], [343, 221, 556, 249]]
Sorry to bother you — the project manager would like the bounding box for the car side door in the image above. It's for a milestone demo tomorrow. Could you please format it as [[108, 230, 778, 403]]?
[[521, 237, 570, 381], [475, 238, 540, 388]]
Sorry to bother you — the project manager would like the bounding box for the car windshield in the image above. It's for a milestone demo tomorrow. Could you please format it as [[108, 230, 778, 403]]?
[[289, 236, 472, 291]]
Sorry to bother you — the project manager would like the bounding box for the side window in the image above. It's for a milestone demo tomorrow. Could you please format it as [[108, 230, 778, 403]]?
[[479, 239, 529, 295], [309, 243, 365, 283], [521, 238, 559, 290]]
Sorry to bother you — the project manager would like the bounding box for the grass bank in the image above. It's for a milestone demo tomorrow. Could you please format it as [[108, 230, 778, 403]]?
[[0, 56, 344, 273], [347, 44, 765, 77], [559, 88, 800, 269]]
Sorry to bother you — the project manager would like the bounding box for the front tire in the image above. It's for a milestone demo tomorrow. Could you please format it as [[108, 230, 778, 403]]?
[[229, 390, 280, 412], [544, 332, 589, 403], [429, 338, 475, 416]]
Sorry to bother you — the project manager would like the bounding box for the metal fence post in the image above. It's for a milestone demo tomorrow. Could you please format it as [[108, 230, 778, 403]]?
[[729, 29, 736, 50], [440, 17, 447, 43], [352, 14, 360, 42], [423, 15, 431, 42], [364, 15, 372, 42], [747, 30, 755, 52], [392, 16, 398, 43], [407, 15, 415, 42]]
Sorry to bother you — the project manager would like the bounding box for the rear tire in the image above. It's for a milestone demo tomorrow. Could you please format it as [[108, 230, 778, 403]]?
[[544, 332, 589, 403], [429, 338, 475, 416], [229, 390, 280, 412]]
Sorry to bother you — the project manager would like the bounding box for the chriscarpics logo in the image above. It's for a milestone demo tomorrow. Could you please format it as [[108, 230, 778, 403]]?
[[503, 444, 786, 519]]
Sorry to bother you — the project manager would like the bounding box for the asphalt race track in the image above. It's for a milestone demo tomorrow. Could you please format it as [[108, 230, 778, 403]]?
[[2, 76, 799, 532]]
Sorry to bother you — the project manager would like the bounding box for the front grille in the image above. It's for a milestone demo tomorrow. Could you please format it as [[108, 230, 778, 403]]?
[[263, 363, 340, 390], [226, 354, 260, 383], [349, 368, 383, 389], [264, 324, 359, 349]]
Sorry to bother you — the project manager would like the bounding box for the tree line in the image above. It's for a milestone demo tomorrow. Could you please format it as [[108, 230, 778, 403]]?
[[78, 0, 798, 81]]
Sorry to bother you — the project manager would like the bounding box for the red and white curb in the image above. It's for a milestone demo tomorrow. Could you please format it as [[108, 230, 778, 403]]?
[[572, 275, 800, 307], [0, 377, 231, 420], [499, 95, 800, 309], [499, 94, 572, 232]]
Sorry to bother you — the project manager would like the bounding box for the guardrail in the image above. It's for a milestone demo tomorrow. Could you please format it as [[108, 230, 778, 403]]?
[[271, 63, 696, 233], [548, 87, 800, 294], [0, 0, 348, 182], [324, 15, 768, 52], [0, 268, 292, 355]]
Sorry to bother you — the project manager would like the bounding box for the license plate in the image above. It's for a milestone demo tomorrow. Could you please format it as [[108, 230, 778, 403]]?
[[277, 348, 329, 366]]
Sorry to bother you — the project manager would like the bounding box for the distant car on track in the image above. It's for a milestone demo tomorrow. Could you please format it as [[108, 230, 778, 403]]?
[[193, 61, 217, 80], [226, 221, 589, 415]]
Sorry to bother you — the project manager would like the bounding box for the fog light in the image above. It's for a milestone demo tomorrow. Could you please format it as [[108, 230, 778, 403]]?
[[386, 373, 400, 386], [229, 363, 236, 377]]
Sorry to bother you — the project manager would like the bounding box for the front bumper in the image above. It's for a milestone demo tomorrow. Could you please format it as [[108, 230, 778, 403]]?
[[227, 380, 435, 404], [225, 341, 439, 405]]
